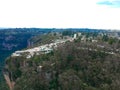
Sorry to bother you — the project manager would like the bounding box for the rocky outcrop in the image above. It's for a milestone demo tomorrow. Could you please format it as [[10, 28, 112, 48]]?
[[3, 70, 15, 90]]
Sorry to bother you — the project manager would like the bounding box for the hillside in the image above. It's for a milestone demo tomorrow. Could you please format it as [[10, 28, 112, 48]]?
[[0, 28, 54, 90], [4, 31, 120, 90]]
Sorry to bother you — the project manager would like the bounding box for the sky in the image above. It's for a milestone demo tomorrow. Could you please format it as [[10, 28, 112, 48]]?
[[0, 0, 120, 30]]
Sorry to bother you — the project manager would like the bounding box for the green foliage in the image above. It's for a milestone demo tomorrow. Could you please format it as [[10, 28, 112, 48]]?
[[74, 36, 82, 43], [0, 76, 9, 90], [62, 30, 74, 36], [30, 33, 59, 46], [5, 39, 120, 90], [102, 35, 109, 42], [0, 28, 48, 90], [108, 38, 116, 45]]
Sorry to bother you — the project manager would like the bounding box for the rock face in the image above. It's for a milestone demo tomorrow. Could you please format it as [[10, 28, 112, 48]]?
[[0, 28, 47, 90], [3, 71, 14, 90]]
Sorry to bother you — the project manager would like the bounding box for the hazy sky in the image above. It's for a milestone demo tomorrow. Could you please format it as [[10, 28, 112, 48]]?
[[0, 0, 120, 29]]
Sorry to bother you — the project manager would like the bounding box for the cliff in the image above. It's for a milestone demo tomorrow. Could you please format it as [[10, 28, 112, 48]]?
[[4, 31, 120, 90]]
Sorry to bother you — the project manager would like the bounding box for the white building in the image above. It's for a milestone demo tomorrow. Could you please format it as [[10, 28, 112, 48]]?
[[74, 34, 77, 39]]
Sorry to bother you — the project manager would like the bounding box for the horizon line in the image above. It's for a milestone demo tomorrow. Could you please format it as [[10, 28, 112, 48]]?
[[0, 27, 120, 31]]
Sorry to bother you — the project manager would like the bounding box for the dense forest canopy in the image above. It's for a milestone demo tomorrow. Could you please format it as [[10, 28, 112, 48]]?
[[0, 28, 55, 90], [4, 30, 120, 90]]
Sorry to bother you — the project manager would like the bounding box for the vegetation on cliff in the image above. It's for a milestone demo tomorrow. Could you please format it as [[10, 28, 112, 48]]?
[[5, 31, 120, 90], [0, 28, 54, 90]]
